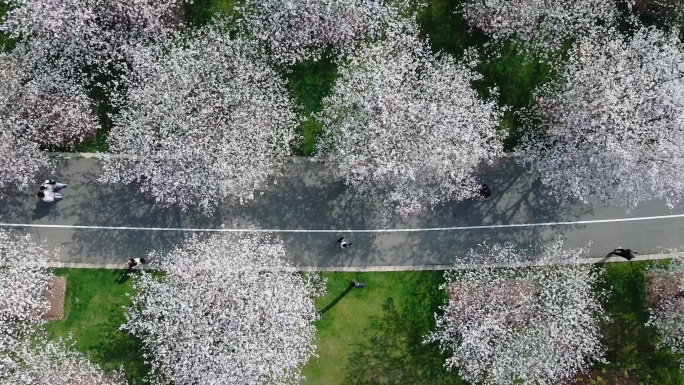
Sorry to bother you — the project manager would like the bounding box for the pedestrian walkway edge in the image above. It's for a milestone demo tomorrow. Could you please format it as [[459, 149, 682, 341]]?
[[33, 253, 673, 271]]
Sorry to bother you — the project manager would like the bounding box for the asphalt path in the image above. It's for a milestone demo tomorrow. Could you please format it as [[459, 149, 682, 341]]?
[[1, 157, 683, 268]]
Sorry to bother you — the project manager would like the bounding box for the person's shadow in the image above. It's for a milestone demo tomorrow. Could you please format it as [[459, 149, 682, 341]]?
[[114, 269, 132, 284], [319, 282, 356, 315], [31, 201, 53, 220]]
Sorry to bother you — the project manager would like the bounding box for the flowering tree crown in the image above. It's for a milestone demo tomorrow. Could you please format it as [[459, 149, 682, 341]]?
[[100, 22, 298, 212], [318, 19, 503, 216], [518, 26, 684, 208], [430, 238, 607, 385], [124, 233, 323, 385]]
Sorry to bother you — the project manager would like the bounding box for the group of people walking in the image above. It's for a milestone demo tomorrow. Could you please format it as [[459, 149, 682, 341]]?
[[36, 179, 67, 202]]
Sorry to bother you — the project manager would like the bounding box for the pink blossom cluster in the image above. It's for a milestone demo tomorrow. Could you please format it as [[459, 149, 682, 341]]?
[[123, 233, 324, 385], [318, 19, 503, 216], [461, 0, 618, 50], [0, 229, 121, 384], [518, 26, 684, 209], [99, 22, 298, 213], [240, 0, 414, 65], [0, 51, 96, 189], [1, 0, 189, 82], [430, 239, 607, 385]]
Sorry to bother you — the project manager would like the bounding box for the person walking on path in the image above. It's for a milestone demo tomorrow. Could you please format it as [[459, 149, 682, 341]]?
[[611, 248, 637, 260], [125, 258, 146, 269], [337, 238, 353, 249], [478, 184, 492, 200], [36, 190, 62, 203], [41, 179, 67, 192]]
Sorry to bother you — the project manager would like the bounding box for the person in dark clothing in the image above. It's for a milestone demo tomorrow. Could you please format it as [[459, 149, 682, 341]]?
[[125, 258, 146, 269], [610, 248, 637, 260], [479, 184, 492, 199]]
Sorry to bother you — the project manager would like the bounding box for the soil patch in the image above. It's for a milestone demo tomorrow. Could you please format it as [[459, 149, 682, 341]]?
[[43, 276, 66, 321]]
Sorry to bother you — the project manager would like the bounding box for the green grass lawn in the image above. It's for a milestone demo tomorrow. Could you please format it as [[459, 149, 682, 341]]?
[[44, 268, 148, 385], [304, 271, 465, 385]]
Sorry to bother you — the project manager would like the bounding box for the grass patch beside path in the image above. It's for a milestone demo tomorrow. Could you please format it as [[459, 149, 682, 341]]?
[[304, 271, 465, 385], [44, 268, 147, 385]]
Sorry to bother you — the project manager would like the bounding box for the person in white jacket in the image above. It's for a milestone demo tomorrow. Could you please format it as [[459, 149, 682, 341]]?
[[36, 190, 62, 203], [41, 179, 67, 192]]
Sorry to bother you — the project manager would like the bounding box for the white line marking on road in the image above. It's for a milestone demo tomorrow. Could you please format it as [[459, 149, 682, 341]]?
[[2, 213, 684, 233]]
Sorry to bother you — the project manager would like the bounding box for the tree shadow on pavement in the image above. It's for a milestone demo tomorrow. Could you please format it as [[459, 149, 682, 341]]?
[[211, 160, 387, 269], [0, 186, 39, 224], [392, 160, 595, 266], [59, 166, 192, 263]]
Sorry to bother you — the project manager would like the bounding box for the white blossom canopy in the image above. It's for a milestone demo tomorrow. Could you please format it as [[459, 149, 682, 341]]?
[[240, 0, 409, 65], [646, 252, 684, 369], [1, 332, 126, 385], [429, 239, 606, 385], [517, 26, 684, 209], [123, 233, 323, 385], [0, 231, 120, 384], [317, 20, 503, 216], [100, 24, 298, 212], [0, 52, 96, 189], [461, 0, 618, 49], [1, 0, 188, 82], [0, 229, 54, 326]]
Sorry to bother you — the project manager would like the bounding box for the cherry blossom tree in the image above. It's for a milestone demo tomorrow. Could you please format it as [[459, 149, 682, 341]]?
[[646, 252, 684, 368], [0, 229, 123, 384], [517, 26, 684, 209], [461, 0, 618, 49], [100, 23, 298, 212], [317, 20, 503, 216], [123, 233, 323, 385], [0, 51, 97, 189], [1, 331, 126, 385], [240, 0, 411, 65], [1, 0, 188, 82], [429, 238, 606, 385], [0, 228, 54, 325]]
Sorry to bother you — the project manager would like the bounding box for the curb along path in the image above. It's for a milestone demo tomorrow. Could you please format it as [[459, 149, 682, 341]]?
[[42, 253, 676, 271]]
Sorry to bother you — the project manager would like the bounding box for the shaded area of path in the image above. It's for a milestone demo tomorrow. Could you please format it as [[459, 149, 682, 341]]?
[[1, 157, 684, 267]]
